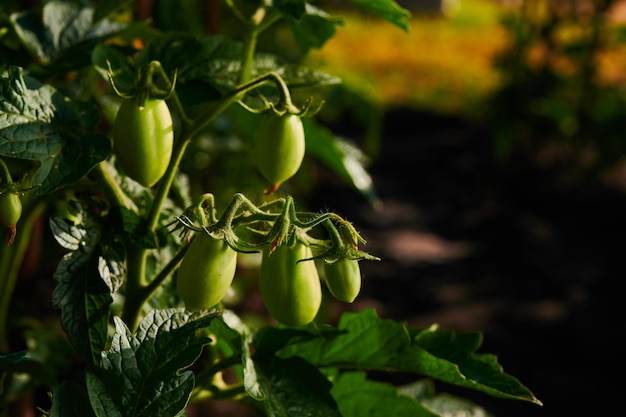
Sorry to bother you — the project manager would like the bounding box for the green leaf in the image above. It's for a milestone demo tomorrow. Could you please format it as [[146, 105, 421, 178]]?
[[331, 372, 439, 417], [0, 350, 28, 367], [92, 43, 137, 95], [253, 324, 347, 358], [216, 311, 264, 401], [345, 0, 411, 31], [290, 4, 344, 54], [95, 32, 341, 104], [93, 0, 134, 23], [0, 67, 111, 195], [271, 0, 307, 20], [49, 380, 96, 417], [139, 33, 242, 90], [278, 308, 541, 405], [98, 241, 126, 293], [115, 205, 163, 249], [50, 206, 112, 365], [278, 308, 411, 367], [303, 118, 379, 205], [9, 0, 126, 67], [389, 329, 543, 405], [1, 350, 29, 397], [86, 309, 218, 417], [253, 354, 341, 417]]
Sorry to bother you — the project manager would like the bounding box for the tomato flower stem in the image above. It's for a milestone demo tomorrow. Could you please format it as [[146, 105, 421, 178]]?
[[194, 354, 242, 387]]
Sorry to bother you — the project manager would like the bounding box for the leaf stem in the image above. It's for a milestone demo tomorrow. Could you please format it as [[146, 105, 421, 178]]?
[[92, 162, 134, 210], [194, 354, 242, 387]]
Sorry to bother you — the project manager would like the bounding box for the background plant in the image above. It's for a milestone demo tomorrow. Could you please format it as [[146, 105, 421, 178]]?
[[0, 1, 541, 416]]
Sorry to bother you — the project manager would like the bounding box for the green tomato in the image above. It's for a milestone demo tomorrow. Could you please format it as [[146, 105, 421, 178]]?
[[0, 192, 22, 227], [177, 233, 238, 311], [253, 113, 305, 193], [112, 98, 174, 187], [259, 240, 322, 326], [324, 258, 361, 303]]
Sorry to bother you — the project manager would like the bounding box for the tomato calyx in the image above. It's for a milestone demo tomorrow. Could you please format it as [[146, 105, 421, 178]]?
[[107, 60, 178, 104]]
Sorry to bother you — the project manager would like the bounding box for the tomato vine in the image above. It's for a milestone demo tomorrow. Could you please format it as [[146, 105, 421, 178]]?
[[0, 1, 542, 416]]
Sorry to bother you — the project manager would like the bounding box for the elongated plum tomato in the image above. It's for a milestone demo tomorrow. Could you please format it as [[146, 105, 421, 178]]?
[[324, 258, 361, 303], [253, 114, 305, 193], [0, 192, 21, 227], [259, 240, 322, 326], [177, 233, 238, 311], [112, 98, 173, 187]]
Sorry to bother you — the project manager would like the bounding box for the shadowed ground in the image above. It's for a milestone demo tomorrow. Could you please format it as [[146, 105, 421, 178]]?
[[308, 107, 623, 417]]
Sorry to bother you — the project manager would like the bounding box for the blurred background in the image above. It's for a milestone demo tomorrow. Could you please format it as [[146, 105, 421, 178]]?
[[298, 1, 625, 416]]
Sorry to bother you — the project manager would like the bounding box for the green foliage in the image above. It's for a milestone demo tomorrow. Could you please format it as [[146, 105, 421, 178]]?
[[0, 68, 110, 195], [489, 1, 626, 175], [0, 0, 541, 416]]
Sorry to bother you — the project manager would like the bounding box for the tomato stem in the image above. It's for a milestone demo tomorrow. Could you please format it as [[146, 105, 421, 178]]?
[[0, 159, 13, 189], [121, 246, 149, 332], [238, 5, 281, 85], [92, 162, 134, 210], [194, 354, 241, 387], [139, 242, 190, 303]]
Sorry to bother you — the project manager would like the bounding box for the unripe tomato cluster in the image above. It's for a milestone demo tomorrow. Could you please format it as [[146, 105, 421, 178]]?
[[176, 231, 362, 326]]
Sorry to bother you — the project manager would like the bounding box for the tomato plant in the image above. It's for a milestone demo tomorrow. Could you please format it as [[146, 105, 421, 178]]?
[[0, 1, 541, 417]]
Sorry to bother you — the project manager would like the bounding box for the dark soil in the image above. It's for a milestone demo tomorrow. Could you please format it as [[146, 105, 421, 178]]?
[[308, 107, 624, 417]]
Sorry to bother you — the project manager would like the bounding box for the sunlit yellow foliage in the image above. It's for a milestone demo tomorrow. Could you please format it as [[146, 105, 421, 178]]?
[[304, 0, 626, 117], [305, 0, 509, 114]]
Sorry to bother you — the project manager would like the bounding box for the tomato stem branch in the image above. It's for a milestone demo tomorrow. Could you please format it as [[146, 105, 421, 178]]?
[[194, 354, 241, 387], [92, 162, 134, 211], [138, 242, 190, 303]]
